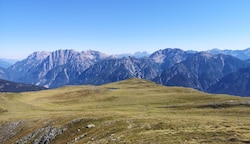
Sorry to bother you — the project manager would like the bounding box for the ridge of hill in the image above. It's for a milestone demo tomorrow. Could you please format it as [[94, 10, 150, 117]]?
[[0, 79, 47, 92]]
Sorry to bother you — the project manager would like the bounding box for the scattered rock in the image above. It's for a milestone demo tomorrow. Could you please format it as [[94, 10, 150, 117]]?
[[86, 124, 95, 128], [0, 121, 23, 142], [16, 125, 68, 144], [68, 134, 87, 144]]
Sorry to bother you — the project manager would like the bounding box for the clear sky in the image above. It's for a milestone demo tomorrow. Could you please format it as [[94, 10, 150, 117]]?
[[0, 0, 249, 59]]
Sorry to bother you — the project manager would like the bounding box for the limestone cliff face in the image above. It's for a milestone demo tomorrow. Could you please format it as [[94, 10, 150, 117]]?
[[8, 49, 108, 88]]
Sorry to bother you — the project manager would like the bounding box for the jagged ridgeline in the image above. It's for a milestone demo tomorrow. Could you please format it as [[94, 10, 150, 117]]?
[[1, 78, 250, 143], [1, 48, 250, 96]]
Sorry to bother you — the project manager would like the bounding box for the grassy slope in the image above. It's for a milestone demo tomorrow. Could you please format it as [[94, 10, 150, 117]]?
[[1, 78, 250, 143]]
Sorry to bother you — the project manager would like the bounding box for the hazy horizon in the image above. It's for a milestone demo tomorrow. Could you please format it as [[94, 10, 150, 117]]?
[[1, 0, 249, 59], [2, 47, 250, 60]]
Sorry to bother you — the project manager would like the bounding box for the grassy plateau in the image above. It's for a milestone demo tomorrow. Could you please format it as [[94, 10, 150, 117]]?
[[1, 78, 250, 143]]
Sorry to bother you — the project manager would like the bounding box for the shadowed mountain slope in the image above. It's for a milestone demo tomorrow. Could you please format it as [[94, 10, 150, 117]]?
[[208, 67, 250, 96], [155, 52, 247, 91], [0, 79, 47, 92]]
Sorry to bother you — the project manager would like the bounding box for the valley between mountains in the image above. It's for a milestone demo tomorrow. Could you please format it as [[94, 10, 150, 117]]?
[[1, 79, 250, 143], [1, 48, 250, 96]]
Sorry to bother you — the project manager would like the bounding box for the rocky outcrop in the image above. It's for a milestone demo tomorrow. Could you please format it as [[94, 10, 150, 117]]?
[[0, 121, 23, 142], [16, 126, 67, 144]]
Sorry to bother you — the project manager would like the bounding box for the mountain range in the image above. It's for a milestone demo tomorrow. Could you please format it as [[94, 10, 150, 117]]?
[[207, 48, 250, 60], [1, 48, 250, 96]]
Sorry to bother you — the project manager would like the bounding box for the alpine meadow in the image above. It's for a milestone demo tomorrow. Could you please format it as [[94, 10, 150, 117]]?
[[1, 78, 250, 143], [1, 0, 250, 143]]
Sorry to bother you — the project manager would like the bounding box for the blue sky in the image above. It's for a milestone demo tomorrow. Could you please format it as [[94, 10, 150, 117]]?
[[0, 0, 249, 59]]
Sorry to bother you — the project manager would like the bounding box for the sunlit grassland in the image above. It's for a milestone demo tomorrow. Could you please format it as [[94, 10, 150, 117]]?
[[1, 78, 250, 143]]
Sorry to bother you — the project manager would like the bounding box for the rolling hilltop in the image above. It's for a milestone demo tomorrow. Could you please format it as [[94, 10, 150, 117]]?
[[1, 78, 250, 143]]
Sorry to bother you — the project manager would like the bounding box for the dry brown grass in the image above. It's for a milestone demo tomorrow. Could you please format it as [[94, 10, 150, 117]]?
[[1, 78, 250, 143]]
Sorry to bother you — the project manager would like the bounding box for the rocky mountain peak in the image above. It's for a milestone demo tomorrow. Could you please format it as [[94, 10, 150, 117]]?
[[150, 48, 191, 71], [150, 48, 183, 63], [80, 50, 108, 61], [27, 51, 50, 61], [46, 49, 77, 66]]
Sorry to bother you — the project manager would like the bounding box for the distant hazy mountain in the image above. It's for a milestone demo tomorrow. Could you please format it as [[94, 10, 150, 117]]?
[[0, 67, 7, 79], [155, 52, 247, 91], [134, 51, 150, 58], [0, 79, 46, 92], [117, 51, 150, 58], [0, 58, 18, 68], [207, 48, 250, 60]]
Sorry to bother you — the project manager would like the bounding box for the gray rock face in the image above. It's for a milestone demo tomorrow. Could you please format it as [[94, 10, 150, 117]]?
[[8, 50, 108, 88], [71, 57, 159, 85], [8, 51, 51, 85], [150, 48, 192, 71], [15, 124, 68, 144], [0, 121, 23, 142]]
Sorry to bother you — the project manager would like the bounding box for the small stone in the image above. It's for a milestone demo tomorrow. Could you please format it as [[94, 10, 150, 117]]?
[[86, 124, 95, 128]]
